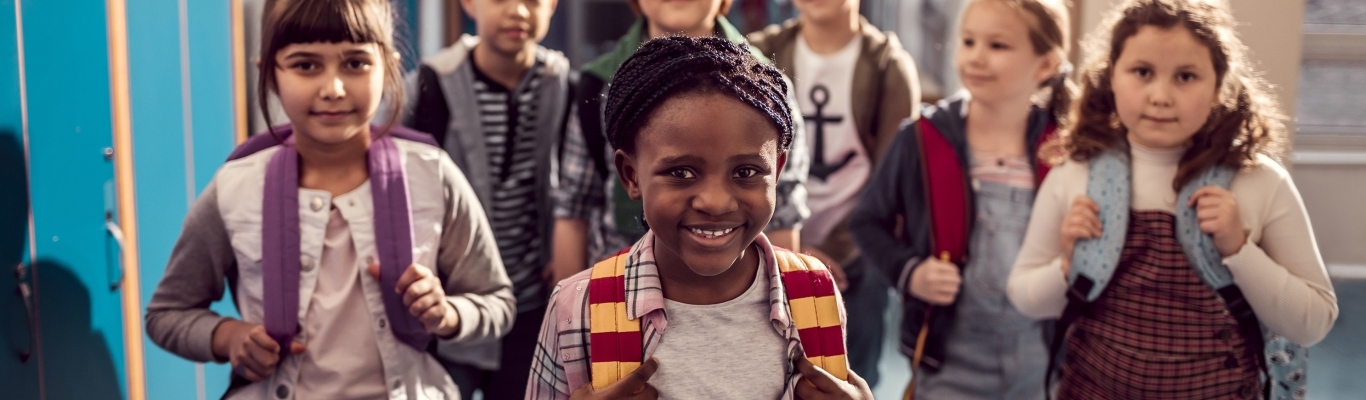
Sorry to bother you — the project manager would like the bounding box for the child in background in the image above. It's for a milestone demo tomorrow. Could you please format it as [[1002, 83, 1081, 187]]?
[[747, 0, 921, 388], [394, 0, 570, 398], [527, 36, 871, 400], [1007, 0, 1337, 398], [848, 0, 1073, 398], [551, 0, 811, 279], [145, 0, 514, 398]]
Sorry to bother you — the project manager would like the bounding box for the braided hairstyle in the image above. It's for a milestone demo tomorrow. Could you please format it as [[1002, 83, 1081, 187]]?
[[604, 36, 793, 155]]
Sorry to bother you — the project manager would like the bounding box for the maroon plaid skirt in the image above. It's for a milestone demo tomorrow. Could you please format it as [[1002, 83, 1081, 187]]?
[[1059, 211, 1262, 400]]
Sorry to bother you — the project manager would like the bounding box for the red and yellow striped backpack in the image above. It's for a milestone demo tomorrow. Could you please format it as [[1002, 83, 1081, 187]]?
[[586, 249, 849, 389]]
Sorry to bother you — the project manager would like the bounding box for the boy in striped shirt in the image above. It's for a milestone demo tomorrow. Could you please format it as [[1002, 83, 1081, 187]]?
[[394, 0, 570, 399]]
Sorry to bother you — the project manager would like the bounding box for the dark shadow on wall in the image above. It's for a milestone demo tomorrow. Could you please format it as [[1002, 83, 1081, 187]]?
[[0, 130, 40, 399], [0, 132, 121, 399], [33, 259, 122, 400]]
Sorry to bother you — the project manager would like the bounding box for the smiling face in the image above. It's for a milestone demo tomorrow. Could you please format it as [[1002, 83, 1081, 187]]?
[[636, 0, 726, 38], [955, 0, 1058, 104], [273, 41, 387, 144], [616, 91, 785, 278], [1110, 25, 1219, 150], [462, 0, 556, 57]]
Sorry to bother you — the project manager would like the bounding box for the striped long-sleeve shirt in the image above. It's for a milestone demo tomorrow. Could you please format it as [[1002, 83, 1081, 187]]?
[[525, 232, 847, 399], [471, 64, 548, 313]]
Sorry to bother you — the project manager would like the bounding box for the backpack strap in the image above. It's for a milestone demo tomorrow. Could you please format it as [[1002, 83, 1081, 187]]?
[[905, 118, 969, 382], [587, 250, 640, 390], [1045, 150, 1132, 397], [1052, 152, 1307, 399], [1176, 165, 1308, 399], [228, 124, 438, 161], [1033, 122, 1057, 189], [775, 250, 849, 381], [585, 248, 850, 388], [916, 119, 969, 265], [260, 135, 431, 354]]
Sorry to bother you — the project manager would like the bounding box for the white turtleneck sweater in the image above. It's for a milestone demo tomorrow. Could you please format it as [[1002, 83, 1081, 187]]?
[[1006, 141, 1338, 346]]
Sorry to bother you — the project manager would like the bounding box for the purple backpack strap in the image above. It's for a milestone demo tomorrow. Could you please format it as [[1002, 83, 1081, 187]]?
[[262, 144, 303, 353], [369, 136, 432, 350], [259, 132, 432, 353], [230, 124, 439, 161]]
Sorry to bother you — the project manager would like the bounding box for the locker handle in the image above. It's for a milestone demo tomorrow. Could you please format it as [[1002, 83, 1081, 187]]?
[[106, 216, 125, 290], [14, 263, 35, 363]]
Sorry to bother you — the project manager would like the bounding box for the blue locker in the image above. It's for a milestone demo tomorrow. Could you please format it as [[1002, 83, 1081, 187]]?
[[0, 0, 240, 398], [15, 0, 128, 398], [0, 0, 39, 396]]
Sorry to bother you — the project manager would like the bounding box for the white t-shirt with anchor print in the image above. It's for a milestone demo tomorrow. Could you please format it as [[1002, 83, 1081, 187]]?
[[794, 34, 871, 246]]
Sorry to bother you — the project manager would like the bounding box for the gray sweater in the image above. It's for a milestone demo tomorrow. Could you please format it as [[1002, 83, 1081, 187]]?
[[145, 157, 515, 367]]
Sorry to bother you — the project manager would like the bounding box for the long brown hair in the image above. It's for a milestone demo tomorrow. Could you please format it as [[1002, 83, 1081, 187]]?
[[1054, 0, 1287, 190], [258, 0, 405, 139]]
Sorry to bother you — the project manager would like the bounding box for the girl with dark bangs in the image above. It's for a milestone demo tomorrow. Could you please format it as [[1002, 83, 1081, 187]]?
[[145, 0, 515, 398], [1007, 0, 1337, 399]]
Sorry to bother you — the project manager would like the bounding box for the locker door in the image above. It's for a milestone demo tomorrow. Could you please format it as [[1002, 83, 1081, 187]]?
[[20, 0, 130, 398], [0, 0, 40, 398], [126, 0, 240, 398]]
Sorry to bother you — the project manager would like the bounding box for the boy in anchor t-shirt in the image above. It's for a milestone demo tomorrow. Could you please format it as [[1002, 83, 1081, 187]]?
[[748, 0, 920, 387]]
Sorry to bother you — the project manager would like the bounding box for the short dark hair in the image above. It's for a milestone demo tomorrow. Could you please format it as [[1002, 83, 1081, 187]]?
[[604, 36, 794, 154], [258, 0, 405, 138]]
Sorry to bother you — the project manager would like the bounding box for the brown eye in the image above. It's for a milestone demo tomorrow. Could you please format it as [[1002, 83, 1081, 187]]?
[[346, 59, 372, 70], [668, 168, 696, 179], [734, 167, 759, 179]]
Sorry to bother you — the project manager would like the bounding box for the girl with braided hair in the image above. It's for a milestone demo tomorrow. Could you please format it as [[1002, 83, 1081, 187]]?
[[549, 0, 811, 289], [527, 36, 871, 400]]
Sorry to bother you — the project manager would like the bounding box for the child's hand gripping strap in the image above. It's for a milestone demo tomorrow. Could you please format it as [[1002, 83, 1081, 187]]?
[[587, 250, 641, 390], [260, 133, 432, 355], [1174, 164, 1308, 400], [1053, 150, 1307, 399], [775, 250, 849, 382], [1042, 150, 1131, 397]]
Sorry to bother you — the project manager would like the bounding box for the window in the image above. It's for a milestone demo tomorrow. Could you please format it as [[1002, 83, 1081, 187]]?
[[1296, 0, 1366, 152]]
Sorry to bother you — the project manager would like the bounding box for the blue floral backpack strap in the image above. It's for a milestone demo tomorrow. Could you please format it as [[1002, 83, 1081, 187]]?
[[1174, 166, 1308, 400], [1042, 150, 1131, 397]]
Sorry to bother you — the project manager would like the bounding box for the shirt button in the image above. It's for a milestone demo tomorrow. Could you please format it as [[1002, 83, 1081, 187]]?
[[1218, 329, 1233, 341], [366, 256, 376, 265], [392, 380, 402, 390], [1224, 355, 1239, 369], [309, 197, 324, 211], [1240, 384, 1255, 397], [349, 200, 356, 207], [378, 318, 387, 329], [301, 257, 315, 272], [276, 384, 289, 398]]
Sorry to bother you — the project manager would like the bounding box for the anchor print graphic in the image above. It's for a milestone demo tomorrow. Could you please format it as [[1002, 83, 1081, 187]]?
[[803, 85, 857, 181]]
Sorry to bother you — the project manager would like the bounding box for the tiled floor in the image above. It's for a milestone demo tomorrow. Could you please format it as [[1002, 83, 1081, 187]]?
[[868, 279, 1366, 399]]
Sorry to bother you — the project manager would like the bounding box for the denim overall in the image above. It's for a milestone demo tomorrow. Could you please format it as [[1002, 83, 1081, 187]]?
[[916, 178, 1049, 400]]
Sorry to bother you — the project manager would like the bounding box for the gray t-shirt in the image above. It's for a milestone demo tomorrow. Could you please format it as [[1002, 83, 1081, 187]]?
[[648, 261, 789, 399]]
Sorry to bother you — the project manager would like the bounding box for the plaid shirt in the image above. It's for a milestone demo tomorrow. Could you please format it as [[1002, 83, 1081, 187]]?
[[553, 86, 812, 262], [525, 232, 846, 399]]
